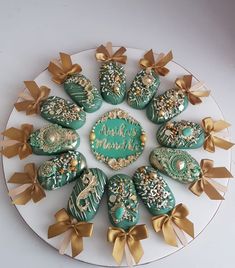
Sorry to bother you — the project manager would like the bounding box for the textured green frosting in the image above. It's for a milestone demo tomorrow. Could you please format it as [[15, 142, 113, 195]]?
[[133, 166, 175, 216], [146, 88, 188, 124], [127, 69, 160, 109], [67, 168, 107, 221], [99, 61, 126, 105], [28, 124, 80, 155], [90, 109, 145, 170], [107, 174, 139, 230], [149, 147, 201, 184], [38, 151, 86, 190], [64, 73, 102, 113], [157, 120, 205, 149], [40, 96, 86, 129]]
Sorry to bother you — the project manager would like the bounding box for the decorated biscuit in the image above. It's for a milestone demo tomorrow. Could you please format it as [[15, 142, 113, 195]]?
[[38, 151, 86, 190], [96, 42, 127, 105], [48, 52, 102, 113], [127, 49, 173, 109]]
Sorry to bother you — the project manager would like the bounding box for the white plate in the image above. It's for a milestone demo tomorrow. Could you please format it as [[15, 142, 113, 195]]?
[[2, 48, 232, 267]]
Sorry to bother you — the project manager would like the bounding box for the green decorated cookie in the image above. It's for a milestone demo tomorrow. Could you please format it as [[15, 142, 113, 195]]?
[[67, 168, 107, 221], [99, 62, 126, 105], [127, 69, 160, 109], [146, 89, 188, 124], [64, 73, 102, 113], [90, 109, 146, 170], [40, 96, 86, 129], [28, 124, 79, 155], [133, 166, 175, 215], [149, 147, 201, 184], [107, 174, 139, 230], [157, 120, 205, 149], [38, 151, 86, 190]]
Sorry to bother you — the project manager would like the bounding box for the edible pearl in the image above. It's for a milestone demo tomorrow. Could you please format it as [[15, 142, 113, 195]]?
[[89, 132, 96, 141], [140, 133, 147, 143], [70, 159, 78, 167], [176, 160, 185, 170]]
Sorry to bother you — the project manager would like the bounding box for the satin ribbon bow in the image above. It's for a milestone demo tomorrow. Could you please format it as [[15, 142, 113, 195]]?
[[107, 225, 148, 265], [48, 209, 93, 258], [48, 52, 82, 84], [175, 75, 210, 104], [152, 203, 194, 247], [96, 42, 127, 64], [202, 117, 234, 152], [0, 124, 33, 159], [14, 81, 50, 115], [8, 163, 45, 205], [189, 159, 233, 200], [139, 49, 173, 76]]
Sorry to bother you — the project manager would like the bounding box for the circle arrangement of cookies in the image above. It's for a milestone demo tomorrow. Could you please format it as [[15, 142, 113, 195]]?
[[1, 42, 234, 267]]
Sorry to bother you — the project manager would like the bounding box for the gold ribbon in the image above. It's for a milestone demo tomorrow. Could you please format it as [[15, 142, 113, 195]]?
[[48, 209, 93, 258], [189, 159, 233, 200], [48, 52, 82, 84], [202, 117, 234, 152], [96, 42, 127, 64], [0, 124, 33, 159], [14, 81, 50, 115], [152, 203, 194, 247], [107, 225, 148, 265], [175, 75, 210, 104], [139, 49, 173, 76], [8, 163, 46, 205]]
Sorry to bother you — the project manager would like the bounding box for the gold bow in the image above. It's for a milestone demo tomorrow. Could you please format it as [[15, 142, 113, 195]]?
[[152, 203, 194, 247], [96, 42, 127, 64], [48, 52, 82, 84], [107, 225, 148, 265], [139, 49, 173, 76], [202, 117, 234, 152], [175, 75, 210, 104], [14, 81, 50, 115], [8, 163, 46, 205], [0, 124, 33, 159], [48, 209, 93, 258], [189, 159, 233, 200]]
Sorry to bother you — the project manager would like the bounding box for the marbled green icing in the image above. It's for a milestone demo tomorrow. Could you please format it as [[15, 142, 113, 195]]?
[[64, 73, 102, 113], [67, 168, 107, 221], [157, 120, 205, 149], [90, 109, 145, 170], [149, 147, 201, 184], [133, 166, 175, 215], [107, 174, 139, 230], [99, 61, 126, 105], [38, 151, 86, 190], [146, 88, 188, 124], [40, 96, 86, 129], [127, 69, 160, 109], [28, 124, 79, 155]]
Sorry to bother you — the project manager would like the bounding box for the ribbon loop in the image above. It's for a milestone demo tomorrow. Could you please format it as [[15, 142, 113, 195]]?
[[48, 209, 93, 258], [107, 225, 148, 265], [152, 203, 194, 247], [96, 42, 127, 64], [1, 124, 33, 159], [48, 52, 82, 84], [175, 75, 210, 105], [189, 159, 233, 200], [139, 49, 173, 76], [8, 163, 45, 205], [202, 117, 234, 152], [14, 81, 50, 115]]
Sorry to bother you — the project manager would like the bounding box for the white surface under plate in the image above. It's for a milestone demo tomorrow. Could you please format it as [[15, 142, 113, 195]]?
[[2, 48, 232, 267]]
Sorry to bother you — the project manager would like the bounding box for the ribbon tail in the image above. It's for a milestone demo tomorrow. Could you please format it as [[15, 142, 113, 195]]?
[[189, 180, 203, 197], [112, 236, 126, 265], [208, 179, 227, 193], [1, 143, 21, 158], [203, 180, 224, 200], [213, 136, 234, 150], [162, 221, 178, 247], [59, 229, 72, 255], [171, 222, 188, 246], [174, 218, 194, 238], [125, 243, 134, 268], [128, 238, 143, 264], [71, 232, 83, 257], [10, 186, 33, 205]]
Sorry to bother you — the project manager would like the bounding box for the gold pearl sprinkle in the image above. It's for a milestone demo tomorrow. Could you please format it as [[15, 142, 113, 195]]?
[[89, 132, 96, 141], [140, 133, 147, 143]]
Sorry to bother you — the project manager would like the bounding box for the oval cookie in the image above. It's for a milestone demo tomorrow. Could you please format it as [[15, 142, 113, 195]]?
[[38, 151, 86, 190], [107, 174, 139, 230], [133, 166, 175, 215], [67, 168, 107, 221], [149, 147, 201, 184]]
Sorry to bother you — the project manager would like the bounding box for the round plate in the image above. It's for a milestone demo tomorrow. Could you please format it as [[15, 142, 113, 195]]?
[[2, 48, 231, 266]]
